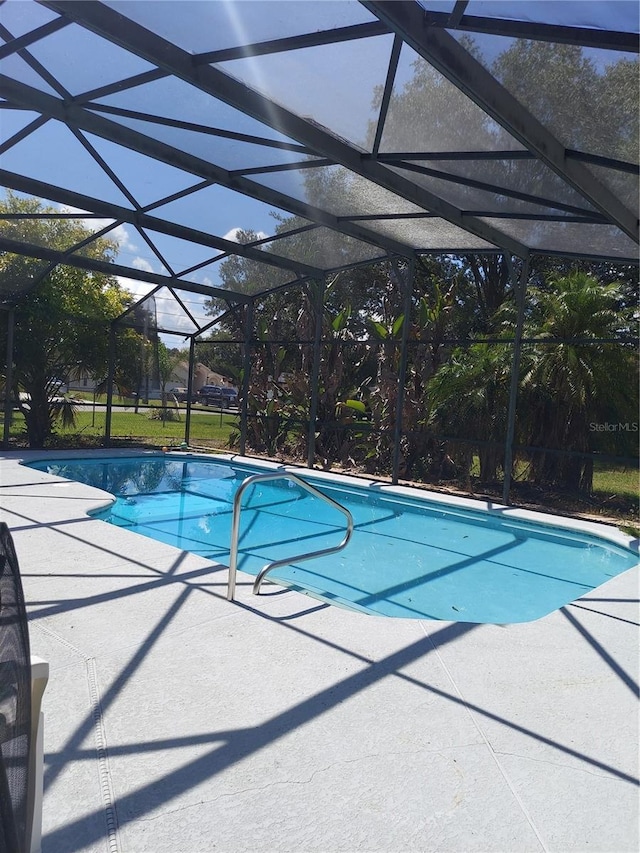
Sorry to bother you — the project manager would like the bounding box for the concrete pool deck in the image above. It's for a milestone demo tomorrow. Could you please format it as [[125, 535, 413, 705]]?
[[1, 449, 638, 853]]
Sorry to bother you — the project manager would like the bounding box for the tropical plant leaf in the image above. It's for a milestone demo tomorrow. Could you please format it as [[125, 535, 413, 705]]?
[[343, 399, 367, 413], [332, 305, 351, 333], [392, 314, 405, 338], [368, 320, 388, 340]]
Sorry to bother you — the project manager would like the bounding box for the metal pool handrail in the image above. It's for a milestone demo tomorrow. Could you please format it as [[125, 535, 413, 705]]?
[[227, 471, 354, 601]]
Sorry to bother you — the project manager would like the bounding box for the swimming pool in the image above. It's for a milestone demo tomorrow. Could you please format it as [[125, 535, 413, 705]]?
[[26, 454, 638, 623]]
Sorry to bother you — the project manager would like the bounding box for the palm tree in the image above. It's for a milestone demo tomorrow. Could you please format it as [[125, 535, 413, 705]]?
[[427, 342, 513, 483], [519, 271, 637, 492]]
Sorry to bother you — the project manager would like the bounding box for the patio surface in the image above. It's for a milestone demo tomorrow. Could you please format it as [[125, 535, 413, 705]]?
[[1, 450, 638, 853]]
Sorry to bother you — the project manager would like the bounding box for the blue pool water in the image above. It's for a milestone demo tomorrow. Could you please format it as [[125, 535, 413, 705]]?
[[27, 455, 637, 623]]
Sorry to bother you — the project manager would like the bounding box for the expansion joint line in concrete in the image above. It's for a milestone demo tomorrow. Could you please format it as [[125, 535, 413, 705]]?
[[86, 656, 120, 853], [419, 622, 549, 852], [32, 623, 121, 852]]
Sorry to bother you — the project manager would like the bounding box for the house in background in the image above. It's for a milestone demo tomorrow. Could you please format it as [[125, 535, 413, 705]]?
[[66, 370, 99, 394], [65, 361, 235, 398], [168, 362, 235, 394]]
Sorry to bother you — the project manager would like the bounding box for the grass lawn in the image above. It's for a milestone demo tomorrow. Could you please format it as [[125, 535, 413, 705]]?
[[2, 408, 237, 448], [592, 462, 639, 502], [467, 454, 638, 501]]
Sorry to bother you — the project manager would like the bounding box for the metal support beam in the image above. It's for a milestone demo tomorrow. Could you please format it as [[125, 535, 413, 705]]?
[[372, 34, 403, 156], [184, 336, 195, 446], [502, 255, 529, 505], [194, 20, 391, 64], [0, 73, 415, 262], [391, 256, 414, 484], [362, 1, 638, 244], [239, 301, 254, 456], [0, 148, 322, 281], [104, 322, 116, 445], [448, 2, 469, 29], [0, 16, 71, 60], [417, 8, 639, 52], [2, 308, 15, 448], [307, 278, 326, 468], [0, 230, 254, 302], [40, 1, 527, 256]]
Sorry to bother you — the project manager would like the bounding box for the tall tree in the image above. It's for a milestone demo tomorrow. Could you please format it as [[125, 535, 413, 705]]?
[[517, 271, 638, 492], [157, 340, 182, 404], [492, 40, 638, 162], [427, 342, 513, 483], [0, 193, 130, 446]]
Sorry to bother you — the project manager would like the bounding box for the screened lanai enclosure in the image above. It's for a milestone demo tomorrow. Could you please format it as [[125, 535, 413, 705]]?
[[1, 0, 638, 502]]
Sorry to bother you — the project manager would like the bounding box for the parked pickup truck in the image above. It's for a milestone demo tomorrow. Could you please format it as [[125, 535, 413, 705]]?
[[196, 385, 238, 407]]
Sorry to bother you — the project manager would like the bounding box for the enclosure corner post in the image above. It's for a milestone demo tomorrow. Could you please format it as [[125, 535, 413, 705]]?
[[392, 255, 414, 485], [307, 277, 325, 469], [104, 321, 116, 445], [184, 335, 195, 445], [2, 307, 15, 449], [502, 255, 529, 506], [239, 300, 254, 457]]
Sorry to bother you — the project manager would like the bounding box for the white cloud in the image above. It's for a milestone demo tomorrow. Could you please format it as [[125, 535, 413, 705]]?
[[58, 203, 89, 216], [58, 204, 138, 252], [116, 277, 155, 301], [223, 226, 268, 243], [105, 223, 137, 253], [132, 256, 154, 273]]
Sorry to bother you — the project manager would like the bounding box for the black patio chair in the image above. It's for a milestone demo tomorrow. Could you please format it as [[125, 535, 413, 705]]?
[[0, 523, 47, 853]]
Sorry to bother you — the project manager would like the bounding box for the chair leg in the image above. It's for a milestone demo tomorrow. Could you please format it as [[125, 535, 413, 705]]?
[[26, 658, 49, 853]]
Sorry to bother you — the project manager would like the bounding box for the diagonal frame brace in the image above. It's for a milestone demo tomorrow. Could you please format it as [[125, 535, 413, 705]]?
[[362, 0, 638, 244]]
